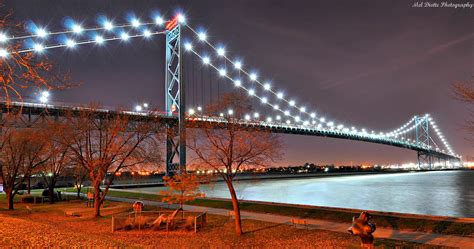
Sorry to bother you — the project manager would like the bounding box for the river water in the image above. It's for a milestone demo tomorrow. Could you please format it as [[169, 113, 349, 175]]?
[[131, 170, 474, 218]]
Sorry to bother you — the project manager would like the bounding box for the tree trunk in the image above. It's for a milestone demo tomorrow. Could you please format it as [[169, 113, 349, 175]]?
[[27, 176, 31, 194], [6, 190, 14, 210], [76, 186, 81, 198], [225, 179, 243, 236], [93, 185, 101, 217], [49, 182, 55, 204]]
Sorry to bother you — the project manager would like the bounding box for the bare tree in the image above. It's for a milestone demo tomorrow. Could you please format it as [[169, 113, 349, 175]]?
[[0, 1, 71, 105], [187, 93, 283, 235], [453, 79, 474, 137], [39, 122, 72, 204], [0, 125, 46, 210], [59, 106, 163, 217]]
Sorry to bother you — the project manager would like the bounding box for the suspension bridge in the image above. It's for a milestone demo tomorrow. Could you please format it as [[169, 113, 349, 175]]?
[[0, 12, 461, 174]]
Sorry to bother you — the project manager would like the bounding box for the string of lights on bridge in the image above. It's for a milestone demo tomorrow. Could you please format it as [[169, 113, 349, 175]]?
[[0, 12, 457, 157]]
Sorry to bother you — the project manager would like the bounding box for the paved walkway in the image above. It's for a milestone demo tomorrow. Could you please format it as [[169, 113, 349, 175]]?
[[106, 196, 473, 248]]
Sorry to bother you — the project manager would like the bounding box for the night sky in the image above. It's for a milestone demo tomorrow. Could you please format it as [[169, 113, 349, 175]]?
[[4, 0, 473, 166]]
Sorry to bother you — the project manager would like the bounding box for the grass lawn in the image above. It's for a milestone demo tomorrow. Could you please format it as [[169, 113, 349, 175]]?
[[59, 187, 474, 237], [0, 199, 444, 248]]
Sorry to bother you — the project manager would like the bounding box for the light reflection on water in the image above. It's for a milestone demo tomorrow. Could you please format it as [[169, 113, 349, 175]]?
[[133, 170, 474, 217]]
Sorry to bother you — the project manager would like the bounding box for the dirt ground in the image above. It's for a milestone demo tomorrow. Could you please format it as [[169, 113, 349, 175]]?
[[0, 200, 442, 248]]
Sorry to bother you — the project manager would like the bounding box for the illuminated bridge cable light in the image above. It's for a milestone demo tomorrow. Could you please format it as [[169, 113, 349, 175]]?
[[0, 33, 8, 43], [185, 27, 456, 152]]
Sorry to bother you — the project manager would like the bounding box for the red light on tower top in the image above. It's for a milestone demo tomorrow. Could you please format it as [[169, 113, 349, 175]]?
[[166, 16, 179, 30]]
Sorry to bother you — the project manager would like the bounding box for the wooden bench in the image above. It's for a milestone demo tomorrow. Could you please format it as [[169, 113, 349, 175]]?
[[291, 218, 309, 229]]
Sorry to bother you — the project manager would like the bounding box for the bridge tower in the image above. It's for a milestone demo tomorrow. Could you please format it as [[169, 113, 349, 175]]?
[[164, 20, 186, 175], [414, 115, 432, 169]]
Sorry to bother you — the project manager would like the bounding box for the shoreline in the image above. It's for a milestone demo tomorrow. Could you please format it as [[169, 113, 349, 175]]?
[[109, 168, 470, 189]]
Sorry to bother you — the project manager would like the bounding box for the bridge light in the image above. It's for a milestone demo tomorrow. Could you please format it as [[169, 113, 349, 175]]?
[[284, 110, 290, 116], [310, 113, 316, 118], [39, 91, 50, 103], [317, 124, 322, 128], [234, 61, 242, 69], [250, 73, 257, 81], [245, 114, 250, 120], [184, 42, 193, 51], [177, 13, 186, 24], [66, 39, 76, 48], [131, 18, 141, 28], [273, 105, 279, 110], [33, 43, 44, 53], [219, 113, 224, 117], [197, 106, 202, 111], [264, 82, 271, 90], [327, 121, 334, 127], [276, 115, 281, 120], [0, 49, 8, 58], [319, 117, 325, 123], [36, 28, 48, 38], [261, 97, 267, 104], [294, 116, 300, 122], [198, 32, 207, 41], [143, 103, 149, 108], [202, 56, 210, 65], [143, 29, 152, 38], [303, 121, 309, 126], [234, 79, 241, 87], [248, 89, 255, 96], [253, 112, 259, 118], [217, 47, 226, 57], [266, 117, 272, 122], [155, 16, 164, 25], [135, 105, 143, 112], [286, 120, 291, 124], [72, 24, 83, 34], [189, 108, 195, 115], [95, 35, 104, 44], [300, 107, 306, 112], [228, 109, 233, 115], [0, 33, 8, 43], [289, 100, 295, 106], [219, 68, 227, 76], [104, 21, 114, 30], [277, 92, 284, 99], [312, 120, 316, 124], [121, 32, 130, 41]]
